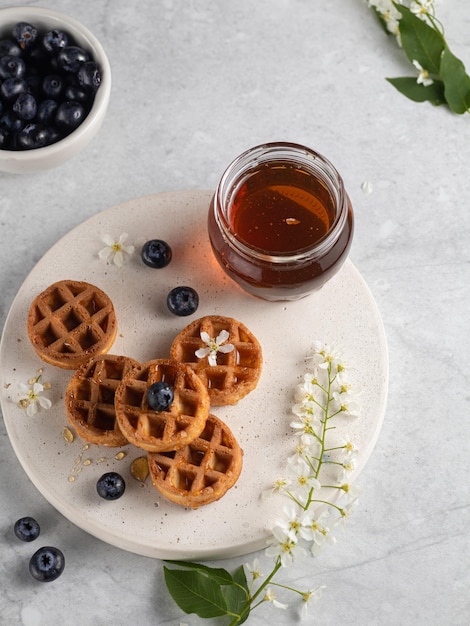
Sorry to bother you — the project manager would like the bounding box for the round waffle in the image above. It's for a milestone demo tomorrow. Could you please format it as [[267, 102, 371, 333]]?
[[169, 315, 262, 405], [147, 413, 243, 509], [65, 354, 140, 447], [114, 359, 210, 453], [27, 280, 117, 370]]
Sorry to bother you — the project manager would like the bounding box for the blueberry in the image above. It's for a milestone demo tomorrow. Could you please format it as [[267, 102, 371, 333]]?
[[57, 46, 89, 73], [13, 93, 37, 121], [77, 61, 101, 93], [17, 123, 49, 149], [42, 74, 64, 99], [29, 546, 65, 582], [147, 381, 174, 412], [12, 22, 38, 51], [141, 239, 172, 268], [55, 100, 85, 132], [0, 110, 24, 133], [64, 85, 90, 105], [0, 39, 22, 57], [167, 286, 199, 316], [96, 472, 126, 500], [37, 98, 58, 125], [42, 29, 69, 54], [0, 77, 28, 102], [0, 54, 26, 80], [0, 128, 9, 149], [14, 516, 40, 542]]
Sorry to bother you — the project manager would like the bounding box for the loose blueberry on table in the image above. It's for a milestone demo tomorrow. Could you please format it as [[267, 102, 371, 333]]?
[[141, 239, 172, 268], [96, 472, 126, 500], [29, 546, 65, 582], [14, 516, 40, 542], [0, 21, 102, 150], [147, 381, 174, 411], [167, 286, 199, 316]]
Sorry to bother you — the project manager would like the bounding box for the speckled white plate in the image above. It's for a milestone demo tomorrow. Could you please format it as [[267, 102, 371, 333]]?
[[0, 190, 388, 560]]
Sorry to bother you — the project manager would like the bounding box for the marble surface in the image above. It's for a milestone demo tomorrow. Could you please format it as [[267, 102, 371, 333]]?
[[0, 1, 469, 625]]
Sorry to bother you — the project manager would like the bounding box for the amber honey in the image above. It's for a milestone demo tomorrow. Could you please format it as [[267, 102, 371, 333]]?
[[228, 162, 334, 254], [208, 142, 354, 301]]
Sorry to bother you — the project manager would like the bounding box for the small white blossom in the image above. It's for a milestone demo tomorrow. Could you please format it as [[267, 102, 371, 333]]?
[[245, 557, 263, 582], [263, 588, 288, 610], [195, 329, 234, 366], [412, 59, 434, 86], [98, 233, 135, 267], [262, 477, 291, 500], [299, 586, 326, 620], [410, 0, 435, 19], [265, 526, 306, 567], [17, 371, 52, 417]]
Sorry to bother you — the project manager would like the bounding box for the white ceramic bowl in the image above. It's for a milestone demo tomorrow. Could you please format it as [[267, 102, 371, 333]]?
[[0, 6, 111, 174]]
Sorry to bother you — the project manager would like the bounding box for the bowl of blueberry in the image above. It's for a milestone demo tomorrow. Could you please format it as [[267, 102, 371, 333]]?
[[0, 6, 111, 173]]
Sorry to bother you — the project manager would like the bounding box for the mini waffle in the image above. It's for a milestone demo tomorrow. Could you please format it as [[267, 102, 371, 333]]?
[[169, 315, 262, 405], [147, 413, 243, 509], [114, 359, 210, 452], [65, 354, 139, 447], [27, 280, 117, 370]]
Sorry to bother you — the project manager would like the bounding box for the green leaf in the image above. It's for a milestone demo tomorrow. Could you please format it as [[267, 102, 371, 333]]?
[[223, 565, 250, 625], [164, 559, 234, 586], [394, 3, 444, 74], [440, 47, 470, 114], [386, 76, 446, 105], [163, 566, 228, 618]]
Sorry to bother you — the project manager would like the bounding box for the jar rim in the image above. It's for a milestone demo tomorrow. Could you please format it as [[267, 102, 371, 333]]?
[[213, 141, 349, 264]]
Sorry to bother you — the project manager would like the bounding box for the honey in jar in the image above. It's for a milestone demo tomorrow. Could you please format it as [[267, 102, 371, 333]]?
[[208, 142, 354, 301]]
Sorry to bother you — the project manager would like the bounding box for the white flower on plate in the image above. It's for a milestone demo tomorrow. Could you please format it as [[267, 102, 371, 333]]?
[[195, 329, 234, 366], [261, 476, 291, 500], [98, 233, 135, 267], [17, 370, 52, 417]]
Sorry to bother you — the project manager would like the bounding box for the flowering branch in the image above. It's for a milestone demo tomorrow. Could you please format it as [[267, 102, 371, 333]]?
[[163, 342, 360, 623], [369, 0, 470, 113]]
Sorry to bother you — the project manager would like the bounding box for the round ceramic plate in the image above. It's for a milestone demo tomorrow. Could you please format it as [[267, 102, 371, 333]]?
[[0, 190, 388, 560]]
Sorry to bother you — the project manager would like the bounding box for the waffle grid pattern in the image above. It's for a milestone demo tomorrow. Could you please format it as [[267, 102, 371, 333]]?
[[115, 360, 210, 452], [65, 354, 138, 446], [170, 315, 262, 405], [28, 281, 116, 368], [148, 413, 242, 508]]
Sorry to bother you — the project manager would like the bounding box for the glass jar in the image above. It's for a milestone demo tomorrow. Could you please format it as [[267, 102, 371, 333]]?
[[207, 141, 354, 301]]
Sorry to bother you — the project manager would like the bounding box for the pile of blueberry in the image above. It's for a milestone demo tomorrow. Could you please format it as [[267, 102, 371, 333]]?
[[141, 239, 200, 316], [14, 516, 65, 582], [0, 21, 101, 150]]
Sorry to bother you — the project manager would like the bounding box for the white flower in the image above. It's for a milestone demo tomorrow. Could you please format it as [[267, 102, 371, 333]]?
[[412, 59, 434, 86], [261, 476, 291, 500], [276, 502, 305, 541], [245, 558, 263, 584], [17, 371, 52, 417], [410, 0, 435, 19], [195, 329, 234, 366], [265, 526, 306, 567], [263, 588, 288, 610], [299, 586, 326, 620], [98, 233, 135, 267], [299, 511, 331, 546], [286, 459, 322, 505]]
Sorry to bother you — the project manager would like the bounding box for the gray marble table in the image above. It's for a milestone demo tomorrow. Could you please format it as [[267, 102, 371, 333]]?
[[1, 1, 469, 625]]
